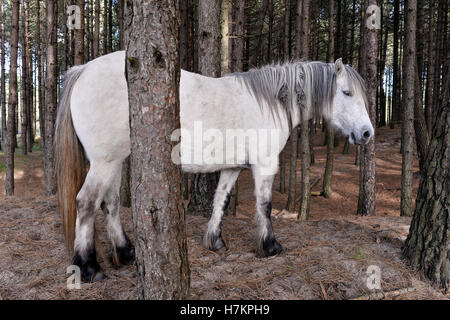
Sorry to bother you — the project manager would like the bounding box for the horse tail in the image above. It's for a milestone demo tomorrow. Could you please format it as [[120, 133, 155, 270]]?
[[55, 65, 86, 252]]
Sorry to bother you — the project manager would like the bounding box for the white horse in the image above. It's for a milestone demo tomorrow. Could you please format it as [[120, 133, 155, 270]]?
[[55, 51, 373, 282]]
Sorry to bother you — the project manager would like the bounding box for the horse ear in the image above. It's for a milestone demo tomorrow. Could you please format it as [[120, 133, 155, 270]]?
[[334, 58, 345, 77]]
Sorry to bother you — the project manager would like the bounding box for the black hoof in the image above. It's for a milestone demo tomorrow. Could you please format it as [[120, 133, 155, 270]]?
[[73, 249, 105, 283], [204, 230, 227, 252], [259, 237, 283, 257], [115, 234, 135, 265]]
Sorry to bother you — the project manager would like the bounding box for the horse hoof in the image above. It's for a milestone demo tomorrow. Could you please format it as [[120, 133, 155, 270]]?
[[115, 237, 136, 265], [90, 271, 106, 282], [204, 230, 227, 252], [73, 251, 105, 283], [260, 237, 283, 257]]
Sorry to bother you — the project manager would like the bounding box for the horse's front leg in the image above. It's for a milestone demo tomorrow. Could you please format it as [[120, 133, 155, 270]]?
[[252, 166, 282, 257], [204, 169, 241, 252]]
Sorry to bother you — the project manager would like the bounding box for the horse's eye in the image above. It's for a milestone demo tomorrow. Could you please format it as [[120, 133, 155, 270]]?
[[343, 90, 352, 97]]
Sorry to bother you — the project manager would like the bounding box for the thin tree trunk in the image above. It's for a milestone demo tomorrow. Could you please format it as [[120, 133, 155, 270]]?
[[21, 0, 28, 155], [38, 0, 45, 145], [358, 0, 377, 216], [187, 0, 222, 218], [251, 0, 269, 67], [391, 0, 400, 128], [234, 0, 245, 73], [5, 0, 20, 195], [323, 0, 335, 199], [74, 0, 85, 65], [400, 0, 416, 217], [298, 0, 311, 221], [118, 0, 124, 49], [348, 0, 356, 65], [424, 0, 436, 135], [0, 0, 5, 149], [93, 0, 100, 57], [108, 0, 112, 52], [44, 0, 58, 196], [322, 124, 334, 198], [125, 0, 190, 299], [103, 0, 107, 54]]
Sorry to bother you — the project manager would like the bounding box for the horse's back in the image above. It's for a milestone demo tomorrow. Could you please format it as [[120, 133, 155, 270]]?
[[70, 51, 130, 164]]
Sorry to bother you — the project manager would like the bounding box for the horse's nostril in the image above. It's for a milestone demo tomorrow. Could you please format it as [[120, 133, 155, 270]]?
[[363, 131, 371, 139]]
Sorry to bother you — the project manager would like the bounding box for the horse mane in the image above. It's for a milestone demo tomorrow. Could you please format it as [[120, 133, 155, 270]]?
[[228, 61, 367, 127]]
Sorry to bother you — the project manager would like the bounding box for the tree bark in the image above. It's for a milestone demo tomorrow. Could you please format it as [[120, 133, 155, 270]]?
[[93, 0, 100, 57], [323, 0, 335, 198], [37, 0, 45, 146], [188, 0, 222, 218], [0, 0, 5, 149], [74, 0, 85, 65], [403, 58, 449, 292], [44, 0, 58, 196], [400, 0, 416, 217], [424, 0, 436, 135], [21, 0, 29, 155], [125, 0, 190, 299], [391, 0, 400, 127], [5, 0, 20, 195], [103, 0, 107, 54], [357, 0, 377, 216], [251, 0, 269, 67], [108, 0, 112, 52], [297, 0, 311, 221]]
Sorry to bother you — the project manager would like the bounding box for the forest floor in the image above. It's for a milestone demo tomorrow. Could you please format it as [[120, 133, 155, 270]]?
[[0, 126, 448, 300]]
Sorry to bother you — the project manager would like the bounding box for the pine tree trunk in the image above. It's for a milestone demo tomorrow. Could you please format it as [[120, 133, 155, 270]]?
[[348, 0, 356, 65], [403, 59, 449, 292], [424, 0, 436, 135], [103, 0, 107, 54], [297, 0, 311, 221], [5, 0, 20, 196], [21, 0, 29, 155], [74, 0, 85, 65], [251, 0, 269, 67], [44, 0, 58, 196], [358, 0, 377, 216], [108, 0, 112, 52], [187, 0, 222, 218], [391, 0, 400, 127], [125, 0, 190, 299], [0, 0, 5, 150], [93, 0, 100, 57], [232, 0, 245, 73], [400, 0, 416, 217], [322, 0, 335, 198], [37, 0, 45, 146]]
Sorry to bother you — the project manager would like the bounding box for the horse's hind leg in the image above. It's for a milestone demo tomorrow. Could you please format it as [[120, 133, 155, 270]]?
[[252, 166, 282, 257], [101, 164, 135, 266], [204, 168, 241, 252], [73, 161, 120, 282]]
